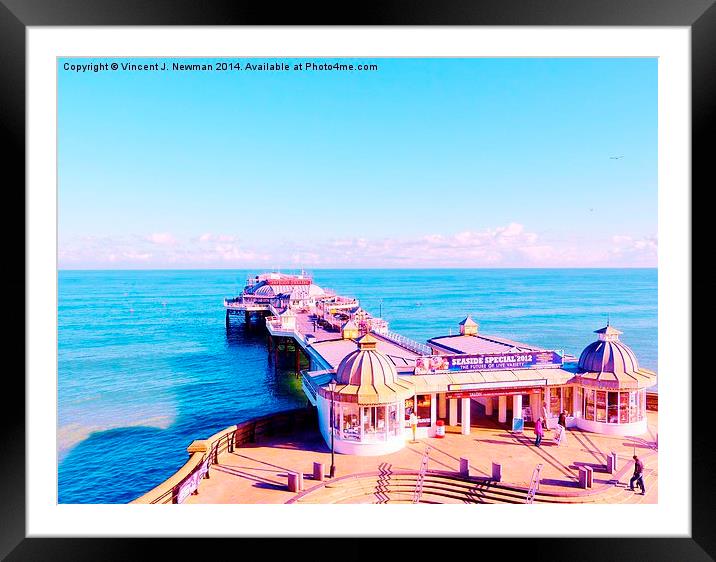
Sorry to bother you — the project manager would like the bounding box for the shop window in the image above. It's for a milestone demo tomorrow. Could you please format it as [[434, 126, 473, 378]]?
[[521, 394, 532, 422], [356, 405, 387, 441], [417, 394, 432, 427], [619, 392, 629, 423], [549, 387, 561, 416], [377, 406, 386, 435], [629, 391, 639, 423], [575, 387, 583, 417], [596, 391, 607, 422], [585, 388, 595, 421], [607, 392, 619, 423], [362, 406, 377, 439], [332, 404, 341, 433], [404, 397, 415, 427], [388, 404, 399, 436], [342, 404, 360, 441], [563, 387, 573, 416]]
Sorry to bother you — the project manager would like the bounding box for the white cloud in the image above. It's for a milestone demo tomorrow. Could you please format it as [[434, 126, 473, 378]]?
[[198, 233, 236, 243], [58, 225, 658, 268], [60, 233, 267, 268], [146, 232, 176, 245], [610, 235, 658, 265]]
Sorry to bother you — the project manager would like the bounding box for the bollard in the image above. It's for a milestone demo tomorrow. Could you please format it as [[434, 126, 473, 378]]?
[[287, 472, 300, 493], [491, 462, 502, 482], [297, 471, 304, 491], [313, 462, 325, 481], [584, 465, 593, 488], [606, 453, 617, 474], [578, 466, 589, 489], [611, 452, 619, 473], [459, 457, 470, 477]]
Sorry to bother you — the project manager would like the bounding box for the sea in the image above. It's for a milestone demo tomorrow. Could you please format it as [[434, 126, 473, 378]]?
[[58, 268, 657, 503]]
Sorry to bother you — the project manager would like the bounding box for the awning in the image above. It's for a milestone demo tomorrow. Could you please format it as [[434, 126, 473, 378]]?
[[318, 379, 415, 405], [401, 367, 576, 395], [575, 367, 657, 390]]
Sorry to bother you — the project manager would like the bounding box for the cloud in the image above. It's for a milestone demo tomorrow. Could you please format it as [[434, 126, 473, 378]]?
[[59, 233, 268, 268], [610, 235, 658, 265], [291, 224, 657, 267], [198, 233, 236, 243], [146, 232, 176, 245], [58, 225, 658, 268], [314, 223, 547, 266]]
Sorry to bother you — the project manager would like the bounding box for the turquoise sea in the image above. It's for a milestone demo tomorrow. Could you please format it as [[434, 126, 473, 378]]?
[[58, 268, 657, 503]]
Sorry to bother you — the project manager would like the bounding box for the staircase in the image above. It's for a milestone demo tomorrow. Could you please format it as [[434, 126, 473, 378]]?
[[286, 469, 647, 505]]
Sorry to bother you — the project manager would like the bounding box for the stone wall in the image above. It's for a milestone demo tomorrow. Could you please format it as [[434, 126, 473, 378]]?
[[131, 407, 316, 504]]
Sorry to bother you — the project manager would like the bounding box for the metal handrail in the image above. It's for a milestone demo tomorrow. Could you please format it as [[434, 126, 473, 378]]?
[[412, 446, 431, 503], [525, 463, 543, 504], [382, 330, 432, 356]]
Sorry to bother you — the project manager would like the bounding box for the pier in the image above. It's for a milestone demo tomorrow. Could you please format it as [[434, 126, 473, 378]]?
[[224, 271, 412, 375], [130, 271, 658, 504], [225, 272, 657, 451]]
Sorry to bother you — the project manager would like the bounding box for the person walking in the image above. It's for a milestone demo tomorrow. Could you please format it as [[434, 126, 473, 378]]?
[[410, 412, 418, 443], [541, 401, 550, 429], [554, 410, 567, 446], [629, 455, 646, 494], [534, 417, 544, 447]]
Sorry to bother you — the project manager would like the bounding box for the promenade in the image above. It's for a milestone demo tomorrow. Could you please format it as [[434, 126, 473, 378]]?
[[184, 410, 657, 504]]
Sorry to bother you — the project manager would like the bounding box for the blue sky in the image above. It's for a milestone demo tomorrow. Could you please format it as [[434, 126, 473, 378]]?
[[58, 57, 657, 268]]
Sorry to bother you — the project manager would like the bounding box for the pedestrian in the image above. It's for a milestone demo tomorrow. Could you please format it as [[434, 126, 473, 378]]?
[[558, 410, 567, 429], [541, 401, 549, 429], [410, 412, 418, 443], [629, 455, 646, 494], [534, 417, 544, 447]]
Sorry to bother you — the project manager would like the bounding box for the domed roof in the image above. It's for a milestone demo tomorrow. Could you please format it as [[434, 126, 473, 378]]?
[[576, 325, 656, 389], [308, 284, 325, 297], [252, 282, 276, 297], [331, 333, 414, 404]]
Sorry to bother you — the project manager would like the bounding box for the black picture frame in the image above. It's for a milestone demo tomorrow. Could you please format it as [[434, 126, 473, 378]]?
[[3, 1, 710, 559]]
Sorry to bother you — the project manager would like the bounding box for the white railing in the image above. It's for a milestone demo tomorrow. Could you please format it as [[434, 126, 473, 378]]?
[[412, 446, 431, 503], [224, 298, 274, 310], [382, 330, 432, 356], [525, 463, 543, 504], [300, 370, 318, 401]]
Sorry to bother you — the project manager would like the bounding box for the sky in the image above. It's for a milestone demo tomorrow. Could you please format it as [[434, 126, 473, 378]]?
[[58, 57, 657, 269]]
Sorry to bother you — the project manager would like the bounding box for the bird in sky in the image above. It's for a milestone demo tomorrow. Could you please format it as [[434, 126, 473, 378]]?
[[609, 155, 624, 160]]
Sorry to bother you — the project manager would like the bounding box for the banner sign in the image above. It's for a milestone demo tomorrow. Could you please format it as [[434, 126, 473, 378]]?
[[448, 386, 544, 399], [512, 417, 524, 433], [176, 458, 210, 504], [415, 350, 563, 374], [176, 472, 199, 504]]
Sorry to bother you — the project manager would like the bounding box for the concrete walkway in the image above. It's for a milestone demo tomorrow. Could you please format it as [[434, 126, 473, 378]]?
[[185, 411, 657, 504]]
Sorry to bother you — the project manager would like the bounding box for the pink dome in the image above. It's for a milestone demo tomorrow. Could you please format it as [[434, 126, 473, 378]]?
[[578, 339, 639, 375], [332, 334, 414, 404], [575, 325, 656, 389]]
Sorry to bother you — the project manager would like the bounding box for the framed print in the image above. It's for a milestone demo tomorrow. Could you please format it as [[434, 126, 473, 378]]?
[[3, 0, 712, 559]]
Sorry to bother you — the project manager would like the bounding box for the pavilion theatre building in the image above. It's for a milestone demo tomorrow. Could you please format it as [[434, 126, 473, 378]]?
[[302, 318, 656, 456]]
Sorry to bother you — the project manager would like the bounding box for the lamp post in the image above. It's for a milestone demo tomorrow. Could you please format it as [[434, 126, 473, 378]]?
[[328, 379, 336, 478]]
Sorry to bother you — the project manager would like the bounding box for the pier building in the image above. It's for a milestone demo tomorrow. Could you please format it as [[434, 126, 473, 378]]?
[[225, 273, 657, 456]]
